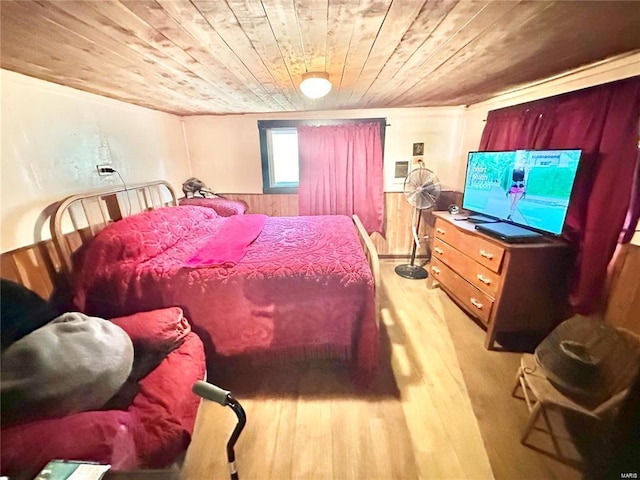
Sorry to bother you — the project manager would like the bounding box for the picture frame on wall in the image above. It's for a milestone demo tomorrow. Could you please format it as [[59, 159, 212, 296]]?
[[412, 142, 424, 156]]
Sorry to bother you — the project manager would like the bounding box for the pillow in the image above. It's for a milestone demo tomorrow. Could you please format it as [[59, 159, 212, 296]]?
[[102, 307, 192, 409], [110, 307, 191, 357], [87, 206, 218, 263], [179, 197, 248, 216], [1, 312, 134, 427], [0, 279, 59, 352], [0, 409, 138, 480]]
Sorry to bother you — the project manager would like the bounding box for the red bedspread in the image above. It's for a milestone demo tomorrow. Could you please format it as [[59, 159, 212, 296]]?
[[73, 208, 378, 384]]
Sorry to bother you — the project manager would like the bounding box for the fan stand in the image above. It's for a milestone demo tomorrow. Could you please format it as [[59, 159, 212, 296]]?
[[395, 209, 428, 280]]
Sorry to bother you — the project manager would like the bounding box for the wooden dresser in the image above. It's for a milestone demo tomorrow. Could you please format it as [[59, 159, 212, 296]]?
[[428, 212, 573, 349]]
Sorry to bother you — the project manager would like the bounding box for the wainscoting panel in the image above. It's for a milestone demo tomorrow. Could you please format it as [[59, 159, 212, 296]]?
[[605, 243, 640, 335], [221, 191, 462, 256], [222, 193, 298, 217], [1, 239, 64, 301]]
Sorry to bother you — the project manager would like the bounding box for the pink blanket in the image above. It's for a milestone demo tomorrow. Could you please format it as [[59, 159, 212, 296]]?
[[73, 212, 379, 385], [185, 214, 267, 267]]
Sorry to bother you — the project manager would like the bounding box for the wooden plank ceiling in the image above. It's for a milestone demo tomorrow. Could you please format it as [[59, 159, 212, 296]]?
[[1, 1, 639, 116]]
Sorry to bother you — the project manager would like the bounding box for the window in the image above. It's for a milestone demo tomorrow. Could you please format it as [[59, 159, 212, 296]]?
[[267, 127, 299, 190], [258, 118, 386, 194], [259, 120, 302, 194]]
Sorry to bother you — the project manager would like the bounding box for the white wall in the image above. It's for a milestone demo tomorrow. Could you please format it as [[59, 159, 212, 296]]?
[[0, 70, 191, 252], [183, 107, 466, 194]]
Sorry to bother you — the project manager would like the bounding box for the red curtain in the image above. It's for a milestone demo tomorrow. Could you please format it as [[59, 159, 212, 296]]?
[[479, 76, 640, 314], [298, 122, 384, 234]]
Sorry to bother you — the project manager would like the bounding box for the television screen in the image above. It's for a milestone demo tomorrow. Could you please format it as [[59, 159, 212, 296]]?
[[462, 149, 582, 235]]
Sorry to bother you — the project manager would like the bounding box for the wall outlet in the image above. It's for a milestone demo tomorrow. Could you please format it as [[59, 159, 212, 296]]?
[[96, 164, 114, 176]]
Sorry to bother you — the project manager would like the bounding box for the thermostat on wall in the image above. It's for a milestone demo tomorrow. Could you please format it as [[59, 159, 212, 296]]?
[[394, 161, 409, 178]]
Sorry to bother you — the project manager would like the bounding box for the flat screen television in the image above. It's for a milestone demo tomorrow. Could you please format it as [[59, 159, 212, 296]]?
[[462, 149, 582, 235]]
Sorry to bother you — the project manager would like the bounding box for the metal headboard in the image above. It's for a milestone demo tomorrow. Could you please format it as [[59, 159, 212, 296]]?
[[51, 180, 177, 276]]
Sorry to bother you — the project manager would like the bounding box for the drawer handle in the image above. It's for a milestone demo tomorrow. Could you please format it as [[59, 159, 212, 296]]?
[[431, 266, 441, 275], [436, 227, 446, 235], [470, 298, 484, 309], [477, 274, 491, 285], [479, 250, 494, 260], [434, 246, 444, 255]]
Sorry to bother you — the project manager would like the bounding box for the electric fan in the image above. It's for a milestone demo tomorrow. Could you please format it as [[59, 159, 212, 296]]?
[[395, 166, 441, 279]]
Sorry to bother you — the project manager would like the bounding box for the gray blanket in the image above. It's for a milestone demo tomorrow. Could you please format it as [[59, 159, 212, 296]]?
[[1, 312, 133, 426]]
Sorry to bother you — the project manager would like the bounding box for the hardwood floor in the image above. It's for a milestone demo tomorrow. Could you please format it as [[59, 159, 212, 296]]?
[[180, 260, 583, 479]]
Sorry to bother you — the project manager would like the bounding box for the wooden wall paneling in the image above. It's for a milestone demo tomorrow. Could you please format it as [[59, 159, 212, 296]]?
[[224, 192, 429, 256], [222, 193, 299, 217], [0, 239, 62, 301], [223, 191, 462, 256], [374, 190, 463, 257], [605, 243, 640, 335], [372, 192, 422, 257]]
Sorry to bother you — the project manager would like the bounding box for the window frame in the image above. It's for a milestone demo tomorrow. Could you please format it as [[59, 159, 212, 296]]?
[[258, 118, 386, 194]]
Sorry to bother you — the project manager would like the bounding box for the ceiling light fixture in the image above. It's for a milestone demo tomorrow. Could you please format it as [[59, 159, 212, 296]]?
[[300, 72, 332, 99]]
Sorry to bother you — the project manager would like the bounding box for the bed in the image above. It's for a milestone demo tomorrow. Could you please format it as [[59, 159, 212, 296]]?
[[51, 181, 380, 385]]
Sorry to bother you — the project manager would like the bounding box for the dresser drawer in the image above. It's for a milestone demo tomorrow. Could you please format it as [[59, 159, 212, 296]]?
[[430, 258, 493, 325], [432, 238, 501, 298], [434, 218, 505, 273]]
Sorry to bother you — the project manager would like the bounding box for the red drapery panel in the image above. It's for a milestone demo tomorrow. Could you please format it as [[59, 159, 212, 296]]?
[[479, 76, 640, 314], [297, 122, 384, 234]]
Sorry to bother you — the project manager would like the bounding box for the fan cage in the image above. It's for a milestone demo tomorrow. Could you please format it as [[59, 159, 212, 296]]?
[[403, 167, 441, 210]]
